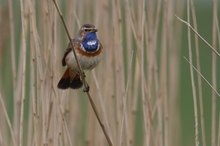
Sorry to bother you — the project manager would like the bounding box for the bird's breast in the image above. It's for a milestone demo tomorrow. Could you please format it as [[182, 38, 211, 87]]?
[[65, 48, 103, 71]]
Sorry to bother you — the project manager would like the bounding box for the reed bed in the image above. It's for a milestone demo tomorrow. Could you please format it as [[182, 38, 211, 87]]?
[[0, 0, 219, 146]]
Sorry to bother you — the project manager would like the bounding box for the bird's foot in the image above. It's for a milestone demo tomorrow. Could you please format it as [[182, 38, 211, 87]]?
[[83, 85, 90, 92]]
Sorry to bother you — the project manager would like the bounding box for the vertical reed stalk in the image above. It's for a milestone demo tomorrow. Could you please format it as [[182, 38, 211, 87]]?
[[218, 115, 220, 146], [190, 1, 207, 146], [8, 0, 17, 127], [141, 0, 148, 145], [211, 1, 218, 146], [0, 0, 195, 146], [19, 0, 28, 145], [160, 1, 169, 146], [186, 0, 199, 146]]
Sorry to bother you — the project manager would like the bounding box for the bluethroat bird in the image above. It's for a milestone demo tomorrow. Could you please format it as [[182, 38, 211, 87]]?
[[57, 24, 103, 89]]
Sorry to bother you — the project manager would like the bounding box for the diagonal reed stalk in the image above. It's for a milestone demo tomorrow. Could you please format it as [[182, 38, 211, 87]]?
[[52, 0, 113, 146], [3, 0, 214, 146], [176, 15, 220, 57], [178, 2, 220, 146], [184, 57, 220, 97], [0, 91, 16, 146]]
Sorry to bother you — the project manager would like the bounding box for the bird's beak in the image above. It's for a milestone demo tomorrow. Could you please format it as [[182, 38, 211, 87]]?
[[93, 28, 98, 32]]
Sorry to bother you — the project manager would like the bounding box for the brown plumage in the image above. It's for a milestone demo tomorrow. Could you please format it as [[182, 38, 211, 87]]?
[[57, 24, 103, 90], [57, 68, 83, 89]]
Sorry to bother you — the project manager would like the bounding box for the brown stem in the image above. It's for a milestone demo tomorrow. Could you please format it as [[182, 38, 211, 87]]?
[[52, 0, 113, 145]]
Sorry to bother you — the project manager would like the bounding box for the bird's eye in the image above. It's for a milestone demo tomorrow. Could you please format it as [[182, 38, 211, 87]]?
[[85, 29, 91, 32]]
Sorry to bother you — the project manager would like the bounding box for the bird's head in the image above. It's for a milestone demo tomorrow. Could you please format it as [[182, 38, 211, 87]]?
[[79, 24, 99, 52], [79, 24, 98, 38]]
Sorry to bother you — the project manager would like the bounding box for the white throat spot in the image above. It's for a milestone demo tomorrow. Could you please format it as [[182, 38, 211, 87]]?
[[87, 40, 97, 46]]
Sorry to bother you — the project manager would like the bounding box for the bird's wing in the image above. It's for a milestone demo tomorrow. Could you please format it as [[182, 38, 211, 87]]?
[[62, 47, 72, 66], [62, 39, 81, 66]]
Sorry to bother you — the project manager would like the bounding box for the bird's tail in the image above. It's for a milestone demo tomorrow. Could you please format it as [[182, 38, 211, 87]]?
[[57, 68, 83, 89]]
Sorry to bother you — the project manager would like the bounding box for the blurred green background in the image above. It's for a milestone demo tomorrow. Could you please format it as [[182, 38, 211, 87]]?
[[0, 0, 220, 146], [180, 1, 220, 146]]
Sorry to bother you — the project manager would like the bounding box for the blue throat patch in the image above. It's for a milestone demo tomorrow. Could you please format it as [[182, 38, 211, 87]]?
[[82, 32, 99, 52]]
